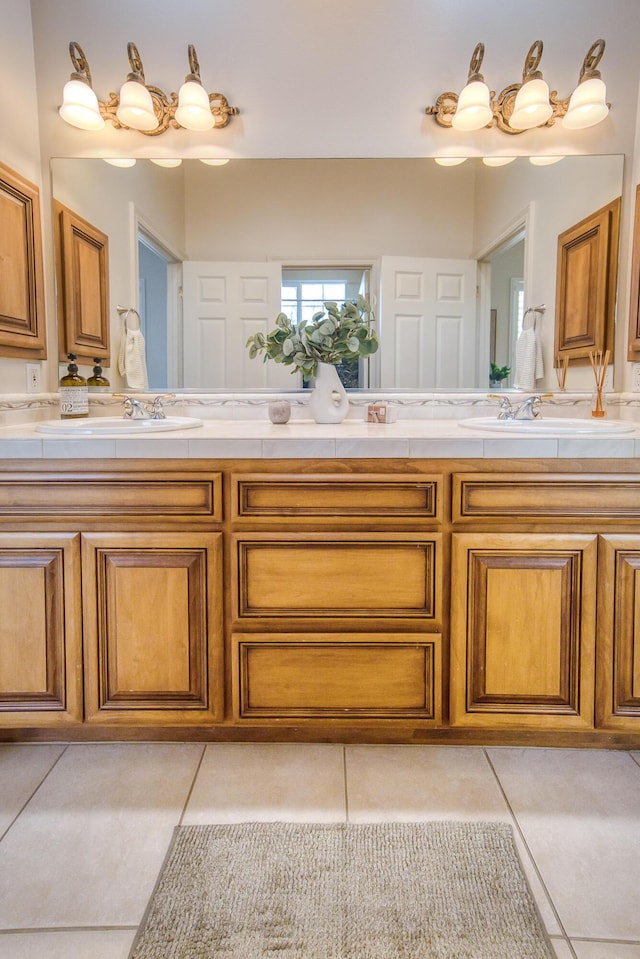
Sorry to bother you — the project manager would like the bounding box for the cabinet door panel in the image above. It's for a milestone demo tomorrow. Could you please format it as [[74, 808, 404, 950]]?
[[232, 474, 441, 524], [234, 533, 440, 621], [233, 634, 440, 720], [596, 537, 640, 728], [451, 533, 597, 729], [82, 532, 223, 724], [0, 533, 82, 725]]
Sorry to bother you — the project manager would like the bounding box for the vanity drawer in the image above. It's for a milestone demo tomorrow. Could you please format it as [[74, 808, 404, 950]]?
[[453, 473, 640, 524], [233, 633, 440, 720], [232, 473, 441, 524], [0, 469, 223, 524], [233, 532, 441, 621]]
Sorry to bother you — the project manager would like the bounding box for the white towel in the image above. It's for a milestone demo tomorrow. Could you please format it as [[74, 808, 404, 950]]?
[[118, 326, 149, 390], [513, 327, 544, 391]]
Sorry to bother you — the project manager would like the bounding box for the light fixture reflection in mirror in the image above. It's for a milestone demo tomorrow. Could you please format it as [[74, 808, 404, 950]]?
[[434, 157, 468, 166], [150, 158, 183, 168], [103, 158, 137, 168], [529, 156, 565, 166], [50, 155, 624, 394]]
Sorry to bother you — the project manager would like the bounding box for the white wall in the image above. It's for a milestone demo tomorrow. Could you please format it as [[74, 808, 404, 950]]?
[[183, 159, 475, 261]]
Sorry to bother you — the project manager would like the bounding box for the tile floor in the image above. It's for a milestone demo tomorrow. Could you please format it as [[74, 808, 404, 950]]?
[[0, 743, 638, 958]]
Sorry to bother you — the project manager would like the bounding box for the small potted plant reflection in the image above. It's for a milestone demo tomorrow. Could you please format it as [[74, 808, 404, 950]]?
[[489, 363, 511, 388]]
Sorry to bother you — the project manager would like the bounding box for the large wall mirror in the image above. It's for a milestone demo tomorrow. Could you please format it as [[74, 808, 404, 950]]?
[[50, 155, 624, 392]]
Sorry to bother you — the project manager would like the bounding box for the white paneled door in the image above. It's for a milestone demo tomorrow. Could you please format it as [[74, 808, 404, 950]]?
[[379, 256, 478, 388], [182, 261, 298, 389]]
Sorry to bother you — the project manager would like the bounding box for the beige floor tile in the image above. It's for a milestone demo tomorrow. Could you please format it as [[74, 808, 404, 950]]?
[[487, 748, 640, 942], [345, 745, 510, 822], [182, 743, 346, 823], [0, 743, 202, 929], [549, 938, 574, 958], [345, 744, 563, 935], [0, 929, 135, 958], [0, 745, 65, 838], [571, 943, 640, 959]]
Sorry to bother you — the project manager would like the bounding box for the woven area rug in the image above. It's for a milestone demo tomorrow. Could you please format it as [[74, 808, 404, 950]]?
[[129, 821, 554, 959]]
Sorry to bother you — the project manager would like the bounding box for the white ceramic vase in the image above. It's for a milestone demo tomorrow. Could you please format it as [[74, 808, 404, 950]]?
[[308, 362, 349, 424]]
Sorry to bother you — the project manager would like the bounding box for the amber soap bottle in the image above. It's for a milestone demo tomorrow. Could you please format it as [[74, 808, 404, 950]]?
[[59, 354, 89, 419]]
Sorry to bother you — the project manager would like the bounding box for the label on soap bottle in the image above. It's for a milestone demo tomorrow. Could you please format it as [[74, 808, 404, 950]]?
[[60, 386, 89, 418]]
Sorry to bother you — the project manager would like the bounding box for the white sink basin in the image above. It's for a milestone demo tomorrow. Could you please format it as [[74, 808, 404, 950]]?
[[458, 417, 635, 435], [36, 416, 203, 435]]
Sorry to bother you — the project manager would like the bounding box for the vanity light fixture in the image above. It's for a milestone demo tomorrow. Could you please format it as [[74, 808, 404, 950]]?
[[426, 39, 609, 134], [509, 41, 553, 131], [199, 157, 231, 166], [103, 158, 137, 167], [562, 40, 609, 129], [59, 42, 239, 136], [482, 156, 516, 166]]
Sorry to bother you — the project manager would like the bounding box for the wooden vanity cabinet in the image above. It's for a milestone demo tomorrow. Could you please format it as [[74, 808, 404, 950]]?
[[0, 466, 224, 728], [81, 531, 224, 725], [450, 472, 640, 735], [230, 472, 444, 726], [2, 460, 640, 746], [450, 532, 597, 730], [0, 533, 82, 726], [596, 536, 640, 730]]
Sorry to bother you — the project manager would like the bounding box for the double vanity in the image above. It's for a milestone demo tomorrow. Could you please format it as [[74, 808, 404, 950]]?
[[1, 397, 640, 749]]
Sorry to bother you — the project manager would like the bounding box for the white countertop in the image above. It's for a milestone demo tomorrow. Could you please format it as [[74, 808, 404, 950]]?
[[1, 416, 640, 459]]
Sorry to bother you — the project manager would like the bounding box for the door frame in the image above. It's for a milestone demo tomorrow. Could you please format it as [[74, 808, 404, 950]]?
[[128, 204, 184, 388], [473, 203, 534, 389]]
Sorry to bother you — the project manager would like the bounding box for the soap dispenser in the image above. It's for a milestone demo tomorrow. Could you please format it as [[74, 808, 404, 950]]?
[[87, 358, 110, 390], [59, 354, 89, 419]]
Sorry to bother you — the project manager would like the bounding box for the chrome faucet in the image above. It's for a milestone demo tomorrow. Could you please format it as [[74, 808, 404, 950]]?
[[488, 393, 550, 421], [114, 393, 176, 419]]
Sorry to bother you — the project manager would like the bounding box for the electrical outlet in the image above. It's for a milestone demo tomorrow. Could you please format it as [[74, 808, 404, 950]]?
[[26, 364, 41, 394]]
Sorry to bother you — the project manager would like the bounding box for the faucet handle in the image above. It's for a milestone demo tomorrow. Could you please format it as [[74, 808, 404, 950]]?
[[149, 393, 176, 419]]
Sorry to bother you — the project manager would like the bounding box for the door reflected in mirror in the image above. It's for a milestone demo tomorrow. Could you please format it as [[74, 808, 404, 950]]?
[[50, 155, 624, 392]]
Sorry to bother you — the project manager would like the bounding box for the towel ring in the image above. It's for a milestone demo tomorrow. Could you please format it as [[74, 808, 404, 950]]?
[[117, 306, 141, 331], [523, 304, 546, 330]]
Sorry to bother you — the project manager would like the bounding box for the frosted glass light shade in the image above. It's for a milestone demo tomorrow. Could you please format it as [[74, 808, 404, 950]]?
[[451, 81, 493, 131], [199, 158, 230, 166], [116, 79, 157, 131], [482, 156, 516, 166], [562, 77, 609, 129], [59, 79, 105, 130], [175, 80, 214, 131], [510, 78, 553, 130]]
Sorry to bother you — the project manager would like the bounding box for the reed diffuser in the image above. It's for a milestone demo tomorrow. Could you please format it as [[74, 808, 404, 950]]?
[[589, 349, 610, 418], [554, 355, 569, 391]]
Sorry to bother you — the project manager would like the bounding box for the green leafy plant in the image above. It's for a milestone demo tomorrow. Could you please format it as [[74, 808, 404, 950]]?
[[490, 362, 511, 383], [246, 296, 379, 381]]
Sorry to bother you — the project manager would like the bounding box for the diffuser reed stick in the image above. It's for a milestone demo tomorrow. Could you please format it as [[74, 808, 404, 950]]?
[[589, 349, 610, 418], [554, 355, 569, 391]]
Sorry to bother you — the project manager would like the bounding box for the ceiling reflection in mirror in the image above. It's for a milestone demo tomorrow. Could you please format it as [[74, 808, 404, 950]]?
[[50, 156, 624, 392]]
